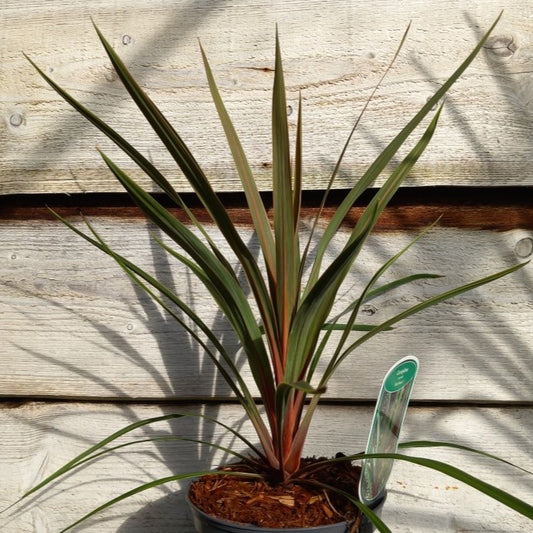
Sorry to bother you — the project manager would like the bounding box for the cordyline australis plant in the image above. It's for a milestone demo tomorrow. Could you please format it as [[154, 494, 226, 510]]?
[[10, 12, 532, 533]]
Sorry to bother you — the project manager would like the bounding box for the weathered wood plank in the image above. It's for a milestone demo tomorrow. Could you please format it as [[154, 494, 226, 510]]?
[[1, 217, 532, 401], [0, 402, 531, 532], [2, 0, 533, 194]]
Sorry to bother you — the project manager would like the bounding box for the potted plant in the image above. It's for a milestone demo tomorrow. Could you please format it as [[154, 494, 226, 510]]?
[[8, 12, 532, 533]]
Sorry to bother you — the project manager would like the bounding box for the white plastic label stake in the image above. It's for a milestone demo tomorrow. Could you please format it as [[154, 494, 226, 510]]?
[[359, 356, 419, 506]]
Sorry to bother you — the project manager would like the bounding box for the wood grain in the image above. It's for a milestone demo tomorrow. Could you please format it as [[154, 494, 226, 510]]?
[[1, 2, 532, 531], [2, 1, 533, 194], [0, 402, 531, 533], [1, 217, 531, 402]]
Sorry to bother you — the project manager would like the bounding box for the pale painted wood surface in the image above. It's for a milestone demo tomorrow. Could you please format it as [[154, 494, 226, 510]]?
[[0, 402, 532, 533], [2, 0, 533, 194], [2, 218, 532, 402], [1, 1, 533, 531]]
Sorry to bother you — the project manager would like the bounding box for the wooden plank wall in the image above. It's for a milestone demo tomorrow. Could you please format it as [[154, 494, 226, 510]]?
[[1, 1, 532, 532]]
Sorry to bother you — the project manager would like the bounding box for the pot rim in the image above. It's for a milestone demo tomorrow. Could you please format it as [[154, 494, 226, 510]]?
[[187, 490, 387, 532]]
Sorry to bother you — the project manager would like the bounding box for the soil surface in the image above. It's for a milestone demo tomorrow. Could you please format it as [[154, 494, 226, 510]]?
[[188, 457, 362, 529]]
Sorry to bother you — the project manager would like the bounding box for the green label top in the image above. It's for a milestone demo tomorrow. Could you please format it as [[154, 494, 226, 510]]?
[[384, 358, 418, 393]]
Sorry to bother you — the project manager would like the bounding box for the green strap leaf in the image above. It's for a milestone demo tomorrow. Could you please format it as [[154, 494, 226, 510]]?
[[90, 23, 279, 379], [400, 440, 533, 475], [333, 260, 529, 376], [58, 470, 262, 533], [307, 13, 502, 289], [291, 105, 443, 386], [272, 29, 300, 367], [358, 453, 533, 520], [301, 447, 533, 520], [97, 153, 277, 403], [321, 219, 442, 383], [51, 208, 278, 462], [19, 414, 185, 502], [301, 23, 411, 290], [24, 53, 237, 276], [200, 43, 276, 284]]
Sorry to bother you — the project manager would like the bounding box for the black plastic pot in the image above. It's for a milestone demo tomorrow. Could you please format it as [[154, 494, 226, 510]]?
[[188, 492, 386, 533]]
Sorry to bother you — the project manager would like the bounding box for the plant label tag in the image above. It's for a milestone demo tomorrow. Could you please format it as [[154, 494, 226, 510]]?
[[359, 356, 419, 506]]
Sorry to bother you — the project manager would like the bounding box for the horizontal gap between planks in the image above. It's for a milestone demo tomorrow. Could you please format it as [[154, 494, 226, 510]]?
[[1, 186, 533, 230], [1, 396, 532, 409]]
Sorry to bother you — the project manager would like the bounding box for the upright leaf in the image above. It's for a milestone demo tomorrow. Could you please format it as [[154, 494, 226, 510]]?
[[200, 44, 276, 285], [306, 12, 502, 290], [272, 29, 299, 369], [91, 23, 280, 378]]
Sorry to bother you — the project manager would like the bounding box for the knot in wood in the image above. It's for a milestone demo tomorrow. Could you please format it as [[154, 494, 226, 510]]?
[[361, 304, 377, 316], [9, 112, 24, 128], [515, 237, 533, 258], [484, 35, 517, 63]]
